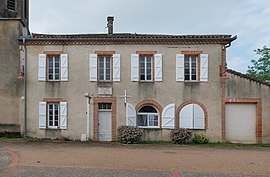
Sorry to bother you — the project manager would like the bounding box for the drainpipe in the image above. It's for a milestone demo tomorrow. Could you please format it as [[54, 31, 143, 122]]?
[[22, 37, 27, 138], [20, 35, 32, 138], [84, 92, 92, 140]]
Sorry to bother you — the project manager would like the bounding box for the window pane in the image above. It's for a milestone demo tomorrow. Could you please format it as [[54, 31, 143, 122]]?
[[139, 57, 145, 80], [105, 57, 111, 80], [149, 115, 158, 126], [138, 115, 147, 126], [98, 57, 104, 80], [146, 56, 152, 80], [138, 106, 157, 113]]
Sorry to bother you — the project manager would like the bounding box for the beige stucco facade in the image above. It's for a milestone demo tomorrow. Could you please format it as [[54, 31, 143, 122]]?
[[20, 34, 270, 144], [24, 43, 224, 141]]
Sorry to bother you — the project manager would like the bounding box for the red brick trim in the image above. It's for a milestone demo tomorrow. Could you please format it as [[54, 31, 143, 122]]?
[[181, 51, 202, 55], [93, 97, 117, 141], [222, 98, 262, 144], [176, 100, 208, 129], [95, 51, 115, 55], [136, 51, 157, 55], [44, 98, 63, 103], [135, 100, 163, 127], [44, 51, 63, 55]]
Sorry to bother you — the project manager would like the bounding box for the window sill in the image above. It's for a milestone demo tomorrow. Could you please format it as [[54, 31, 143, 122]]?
[[98, 80, 113, 83], [184, 80, 200, 83], [138, 126, 160, 129], [139, 80, 154, 83]]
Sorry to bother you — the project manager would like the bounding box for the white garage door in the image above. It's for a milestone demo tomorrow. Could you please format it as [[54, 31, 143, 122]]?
[[225, 104, 256, 144]]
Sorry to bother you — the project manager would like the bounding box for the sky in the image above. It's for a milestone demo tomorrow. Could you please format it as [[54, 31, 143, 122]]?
[[29, 0, 270, 73]]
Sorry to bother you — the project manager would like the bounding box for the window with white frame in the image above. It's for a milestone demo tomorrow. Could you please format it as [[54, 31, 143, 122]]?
[[138, 106, 159, 128], [38, 53, 68, 81], [39, 101, 67, 129], [89, 54, 120, 82], [48, 103, 59, 128], [98, 56, 111, 81], [176, 53, 208, 82], [131, 53, 162, 82], [48, 55, 60, 81], [179, 103, 205, 129], [98, 103, 112, 110], [139, 55, 152, 81], [184, 55, 197, 81]]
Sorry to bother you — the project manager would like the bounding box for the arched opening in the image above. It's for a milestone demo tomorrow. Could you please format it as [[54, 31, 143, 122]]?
[[138, 106, 159, 128]]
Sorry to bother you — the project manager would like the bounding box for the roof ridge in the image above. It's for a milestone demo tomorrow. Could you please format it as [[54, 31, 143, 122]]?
[[226, 68, 270, 86]]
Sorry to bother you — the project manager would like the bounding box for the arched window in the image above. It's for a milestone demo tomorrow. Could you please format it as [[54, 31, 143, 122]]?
[[179, 103, 205, 129], [138, 106, 159, 128]]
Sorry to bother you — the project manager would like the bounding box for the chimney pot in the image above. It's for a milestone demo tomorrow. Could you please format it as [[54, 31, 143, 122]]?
[[107, 16, 114, 34]]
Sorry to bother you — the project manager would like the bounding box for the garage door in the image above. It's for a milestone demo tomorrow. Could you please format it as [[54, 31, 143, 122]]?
[[225, 104, 256, 144]]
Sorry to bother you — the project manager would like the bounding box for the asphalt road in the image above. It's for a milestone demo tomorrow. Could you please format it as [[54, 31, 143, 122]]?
[[0, 141, 270, 177]]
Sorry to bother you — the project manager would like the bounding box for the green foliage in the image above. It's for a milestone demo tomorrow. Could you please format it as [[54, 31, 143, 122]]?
[[117, 126, 143, 144], [247, 46, 270, 82], [169, 128, 193, 144], [192, 133, 209, 144]]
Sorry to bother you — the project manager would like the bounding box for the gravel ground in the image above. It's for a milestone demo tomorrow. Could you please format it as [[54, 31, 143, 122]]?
[[0, 141, 270, 177]]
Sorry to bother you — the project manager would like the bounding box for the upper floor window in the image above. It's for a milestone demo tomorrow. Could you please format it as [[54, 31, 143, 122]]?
[[176, 52, 208, 82], [131, 53, 162, 82], [138, 105, 159, 128], [38, 53, 68, 82], [7, 0, 16, 11], [98, 56, 111, 81], [89, 53, 120, 82], [48, 55, 60, 81], [184, 55, 197, 81], [139, 55, 152, 81]]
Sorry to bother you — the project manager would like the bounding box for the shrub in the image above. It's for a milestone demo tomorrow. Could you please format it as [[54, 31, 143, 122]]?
[[193, 133, 209, 144], [169, 128, 193, 144], [117, 126, 143, 144]]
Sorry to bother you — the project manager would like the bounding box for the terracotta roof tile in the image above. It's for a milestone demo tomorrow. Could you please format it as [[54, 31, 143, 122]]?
[[226, 69, 270, 86]]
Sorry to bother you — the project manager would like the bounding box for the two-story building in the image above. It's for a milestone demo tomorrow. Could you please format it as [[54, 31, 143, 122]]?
[[20, 17, 270, 144]]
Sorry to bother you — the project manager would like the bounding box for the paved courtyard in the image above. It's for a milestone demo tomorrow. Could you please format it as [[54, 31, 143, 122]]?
[[0, 141, 270, 177]]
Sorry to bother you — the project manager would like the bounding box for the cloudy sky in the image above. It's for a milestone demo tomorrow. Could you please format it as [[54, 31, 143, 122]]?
[[29, 0, 270, 73]]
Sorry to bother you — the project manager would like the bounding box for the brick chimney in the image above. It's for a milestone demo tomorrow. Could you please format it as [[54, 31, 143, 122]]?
[[107, 16, 114, 34]]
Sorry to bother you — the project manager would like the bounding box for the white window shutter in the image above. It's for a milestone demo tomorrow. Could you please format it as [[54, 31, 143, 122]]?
[[176, 54, 184, 81], [193, 104, 205, 129], [154, 54, 162, 81], [162, 103, 175, 129], [113, 54, 120, 81], [89, 54, 97, 81], [60, 54, 68, 81], [131, 54, 139, 81], [38, 54, 46, 81], [180, 104, 193, 129], [39, 102, 46, 129], [200, 54, 208, 82], [126, 103, 136, 126], [60, 102, 68, 130]]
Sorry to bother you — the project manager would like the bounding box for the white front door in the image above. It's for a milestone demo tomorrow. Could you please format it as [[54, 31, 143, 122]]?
[[98, 111, 112, 141], [225, 104, 256, 144]]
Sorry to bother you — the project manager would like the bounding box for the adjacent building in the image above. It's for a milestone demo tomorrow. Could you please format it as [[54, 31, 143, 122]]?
[[0, 0, 29, 136]]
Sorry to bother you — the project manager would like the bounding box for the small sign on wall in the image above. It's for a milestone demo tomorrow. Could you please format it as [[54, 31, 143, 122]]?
[[98, 87, 112, 95]]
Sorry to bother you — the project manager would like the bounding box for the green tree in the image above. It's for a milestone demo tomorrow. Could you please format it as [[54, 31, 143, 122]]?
[[247, 46, 270, 82]]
